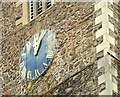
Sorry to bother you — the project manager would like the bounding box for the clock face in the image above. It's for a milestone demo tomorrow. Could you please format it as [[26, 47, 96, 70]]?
[[19, 29, 56, 81]]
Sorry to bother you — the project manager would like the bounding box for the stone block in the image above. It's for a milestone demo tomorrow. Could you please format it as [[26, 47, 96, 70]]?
[[4, 89, 12, 95], [65, 87, 72, 93], [14, 57, 19, 65]]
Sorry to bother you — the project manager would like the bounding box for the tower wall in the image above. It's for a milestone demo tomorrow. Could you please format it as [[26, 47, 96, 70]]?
[[1, 1, 120, 95]]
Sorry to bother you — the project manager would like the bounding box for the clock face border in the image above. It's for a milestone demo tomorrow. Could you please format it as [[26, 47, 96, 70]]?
[[19, 29, 56, 81]]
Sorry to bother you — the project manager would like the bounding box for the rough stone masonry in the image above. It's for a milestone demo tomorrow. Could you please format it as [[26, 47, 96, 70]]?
[[1, 1, 120, 95]]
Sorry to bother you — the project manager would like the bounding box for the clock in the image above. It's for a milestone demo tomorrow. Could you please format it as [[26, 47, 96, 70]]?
[[19, 29, 56, 81]]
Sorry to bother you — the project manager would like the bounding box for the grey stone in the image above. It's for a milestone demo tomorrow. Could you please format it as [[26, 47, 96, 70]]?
[[65, 87, 73, 93]]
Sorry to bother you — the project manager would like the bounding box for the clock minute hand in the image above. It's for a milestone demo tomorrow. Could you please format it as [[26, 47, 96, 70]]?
[[34, 30, 46, 56]]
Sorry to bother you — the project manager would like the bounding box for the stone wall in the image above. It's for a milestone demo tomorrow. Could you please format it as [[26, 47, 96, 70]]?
[[1, 1, 119, 95], [0, 1, 3, 96], [1, 2, 98, 95], [115, 1, 120, 95], [109, 2, 120, 95]]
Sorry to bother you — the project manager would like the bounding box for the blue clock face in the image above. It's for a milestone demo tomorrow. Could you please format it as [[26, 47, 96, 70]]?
[[19, 29, 56, 81]]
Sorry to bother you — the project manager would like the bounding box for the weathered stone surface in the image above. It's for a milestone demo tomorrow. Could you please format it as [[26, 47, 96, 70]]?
[[1, 1, 120, 95], [115, 2, 120, 95], [13, 57, 19, 65], [4, 89, 12, 95], [65, 87, 73, 93], [47, 64, 99, 95]]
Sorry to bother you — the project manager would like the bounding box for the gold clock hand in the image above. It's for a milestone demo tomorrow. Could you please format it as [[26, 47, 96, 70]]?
[[34, 30, 46, 56]]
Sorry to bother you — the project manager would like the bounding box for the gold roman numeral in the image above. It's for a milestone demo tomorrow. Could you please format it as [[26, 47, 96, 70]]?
[[46, 50, 54, 58], [27, 71, 32, 79], [20, 61, 25, 68], [48, 41, 55, 47], [35, 69, 41, 77], [48, 33, 53, 39], [21, 53, 26, 56], [21, 66, 26, 79], [43, 63, 48, 68]]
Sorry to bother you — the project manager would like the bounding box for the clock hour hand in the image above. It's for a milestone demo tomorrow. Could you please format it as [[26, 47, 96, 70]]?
[[34, 30, 46, 56]]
